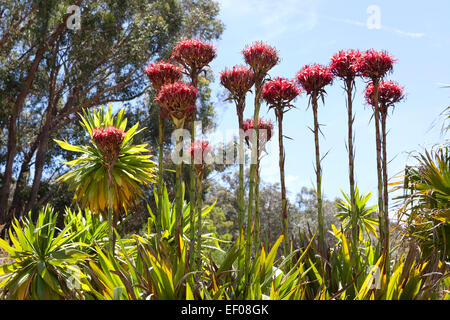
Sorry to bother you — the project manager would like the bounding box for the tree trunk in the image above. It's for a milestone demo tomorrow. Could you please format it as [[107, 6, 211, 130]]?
[[0, 45, 46, 223], [0, 4, 79, 222], [8, 139, 39, 219]]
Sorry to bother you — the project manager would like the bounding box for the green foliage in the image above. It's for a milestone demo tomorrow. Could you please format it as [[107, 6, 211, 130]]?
[[55, 106, 157, 215], [149, 184, 221, 253], [63, 207, 109, 252], [0, 205, 90, 299], [335, 185, 379, 240], [394, 147, 450, 259]]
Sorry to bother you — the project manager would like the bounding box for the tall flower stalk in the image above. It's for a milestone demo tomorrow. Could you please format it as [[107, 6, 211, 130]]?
[[171, 39, 216, 248], [358, 49, 395, 272], [155, 81, 197, 245], [143, 61, 182, 230], [219, 66, 255, 240], [187, 140, 212, 268], [296, 64, 334, 252], [262, 77, 301, 255], [242, 41, 279, 277], [365, 80, 405, 246], [330, 49, 361, 255], [243, 118, 274, 254]]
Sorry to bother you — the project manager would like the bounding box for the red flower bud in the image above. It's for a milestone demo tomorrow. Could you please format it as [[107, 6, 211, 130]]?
[[262, 77, 301, 108], [143, 61, 182, 91], [92, 126, 125, 163], [242, 41, 279, 75], [171, 38, 216, 72], [243, 118, 273, 148], [220, 65, 255, 100], [330, 49, 362, 80], [296, 64, 334, 94], [357, 49, 396, 81], [364, 80, 405, 112], [155, 82, 197, 123]]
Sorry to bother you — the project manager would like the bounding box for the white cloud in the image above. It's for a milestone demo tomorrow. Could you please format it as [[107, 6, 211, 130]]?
[[320, 14, 425, 39], [218, 0, 319, 40]]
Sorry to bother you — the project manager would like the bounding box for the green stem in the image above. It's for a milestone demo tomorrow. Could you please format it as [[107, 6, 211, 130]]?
[[175, 132, 184, 243], [189, 120, 196, 249], [373, 81, 385, 250], [277, 110, 289, 256], [381, 110, 390, 279], [312, 93, 325, 251], [189, 72, 199, 264], [346, 81, 358, 264], [237, 109, 245, 242], [254, 151, 261, 256], [245, 80, 263, 282], [158, 113, 165, 231], [195, 170, 203, 270], [107, 168, 115, 256], [107, 206, 114, 255]]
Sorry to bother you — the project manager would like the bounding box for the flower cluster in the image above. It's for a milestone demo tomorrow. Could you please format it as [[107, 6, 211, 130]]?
[[92, 126, 125, 163], [155, 82, 197, 123], [188, 140, 212, 165], [296, 64, 334, 94], [143, 61, 182, 91], [220, 65, 255, 100], [330, 49, 361, 80], [364, 80, 405, 112], [171, 38, 216, 72], [243, 118, 273, 149], [242, 41, 279, 76], [262, 77, 301, 109], [357, 49, 395, 81]]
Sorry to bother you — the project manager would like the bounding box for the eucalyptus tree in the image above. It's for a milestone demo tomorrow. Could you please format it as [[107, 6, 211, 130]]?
[[0, 0, 223, 224]]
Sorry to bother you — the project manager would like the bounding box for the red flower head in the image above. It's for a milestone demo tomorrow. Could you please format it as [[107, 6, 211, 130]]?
[[92, 126, 125, 163], [188, 140, 212, 167], [143, 61, 182, 91], [242, 41, 279, 76], [364, 80, 405, 113], [220, 65, 255, 101], [171, 38, 216, 72], [330, 49, 362, 80], [243, 118, 274, 149], [357, 49, 396, 81], [262, 77, 302, 109], [155, 82, 197, 124], [295, 64, 334, 95]]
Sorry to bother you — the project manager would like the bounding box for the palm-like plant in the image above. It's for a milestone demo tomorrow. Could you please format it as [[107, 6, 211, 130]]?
[[63, 208, 109, 253], [55, 106, 156, 252], [0, 205, 90, 299], [393, 147, 450, 259], [335, 186, 379, 241]]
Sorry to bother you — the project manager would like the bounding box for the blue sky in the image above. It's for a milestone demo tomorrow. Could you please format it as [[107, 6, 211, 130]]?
[[204, 0, 450, 209]]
